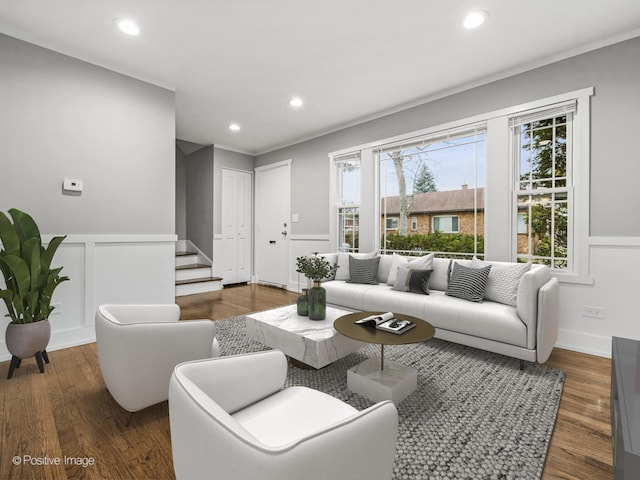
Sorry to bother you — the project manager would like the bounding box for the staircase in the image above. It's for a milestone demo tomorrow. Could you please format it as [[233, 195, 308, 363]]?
[[175, 243, 223, 297]]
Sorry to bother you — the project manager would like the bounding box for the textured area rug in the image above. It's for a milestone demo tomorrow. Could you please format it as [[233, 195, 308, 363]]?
[[215, 315, 565, 480]]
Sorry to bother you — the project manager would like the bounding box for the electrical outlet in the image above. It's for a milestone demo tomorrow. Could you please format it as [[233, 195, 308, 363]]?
[[582, 305, 604, 319], [51, 303, 62, 314]]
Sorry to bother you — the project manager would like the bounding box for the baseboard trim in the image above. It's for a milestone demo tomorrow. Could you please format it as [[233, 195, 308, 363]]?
[[555, 328, 611, 358]]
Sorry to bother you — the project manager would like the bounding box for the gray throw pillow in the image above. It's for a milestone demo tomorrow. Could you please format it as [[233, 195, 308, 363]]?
[[335, 252, 376, 281], [446, 263, 492, 303], [347, 256, 381, 284], [392, 267, 432, 294]]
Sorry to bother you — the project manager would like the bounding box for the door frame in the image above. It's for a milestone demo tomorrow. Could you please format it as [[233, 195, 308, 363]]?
[[254, 159, 292, 287]]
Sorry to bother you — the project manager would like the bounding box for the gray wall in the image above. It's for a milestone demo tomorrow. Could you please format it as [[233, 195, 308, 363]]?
[[186, 146, 214, 258], [0, 34, 175, 234], [213, 147, 255, 235], [256, 35, 640, 238], [175, 144, 187, 239]]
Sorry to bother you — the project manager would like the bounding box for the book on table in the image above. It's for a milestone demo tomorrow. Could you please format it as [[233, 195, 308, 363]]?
[[354, 312, 416, 335]]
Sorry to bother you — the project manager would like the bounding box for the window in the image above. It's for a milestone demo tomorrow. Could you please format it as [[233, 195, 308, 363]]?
[[517, 213, 527, 234], [377, 126, 485, 257], [386, 217, 398, 230], [335, 153, 360, 252], [511, 105, 574, 269], [329, 87, 591, 282], [433, 215, 459, 233]]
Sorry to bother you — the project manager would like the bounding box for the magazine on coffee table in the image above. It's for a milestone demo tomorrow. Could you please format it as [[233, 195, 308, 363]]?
[[354, 312, 416, 335]]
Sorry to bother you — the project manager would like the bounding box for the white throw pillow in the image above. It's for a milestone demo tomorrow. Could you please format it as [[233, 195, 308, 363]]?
[[430, 258, 451, 291], [472, 258, 531, 306], [335, 251, 377, 281], [386, 253, 434, 286]]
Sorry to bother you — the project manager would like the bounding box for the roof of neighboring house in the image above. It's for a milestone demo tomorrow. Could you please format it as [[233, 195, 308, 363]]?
[[381, 187, 484, 215]]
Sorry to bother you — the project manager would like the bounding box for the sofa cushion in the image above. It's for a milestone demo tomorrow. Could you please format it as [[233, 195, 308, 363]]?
[[424, 291, 527, 348], [472, 258, 532, 306], [347, 256, 380, 285], [392, 267, 432, 295], [446, 263, 491, 303], [335, 252, 376, 281], [323, 281, 376, 311], [386, 253, 434, 286], [360, 285, 431, 320]]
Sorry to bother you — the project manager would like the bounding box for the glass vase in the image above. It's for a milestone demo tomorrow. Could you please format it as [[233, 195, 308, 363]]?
[[296, 288, 309, 316], [308, 281, 326, 320]]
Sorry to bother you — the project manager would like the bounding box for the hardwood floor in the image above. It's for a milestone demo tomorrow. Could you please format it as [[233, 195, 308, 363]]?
[[0, 284, 612, 479]]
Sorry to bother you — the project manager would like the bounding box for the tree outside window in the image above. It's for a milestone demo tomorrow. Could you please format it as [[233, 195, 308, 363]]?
[[515, 114, 570, 269]]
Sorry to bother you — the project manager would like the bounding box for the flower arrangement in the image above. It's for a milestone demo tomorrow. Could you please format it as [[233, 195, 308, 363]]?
[[295, 254, 338, 282]]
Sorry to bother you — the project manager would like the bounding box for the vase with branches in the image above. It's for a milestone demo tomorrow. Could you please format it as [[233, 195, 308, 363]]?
[[295, 254, 338, 320]]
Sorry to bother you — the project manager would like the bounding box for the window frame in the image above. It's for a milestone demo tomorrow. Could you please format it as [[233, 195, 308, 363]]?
[[375, 126, 486, 257], [432, 215, 460, 234], [328, 87, 593, 284], [512, 110, 573, 270], [334, 153, 361, 253], [385, 217, 399, 230]]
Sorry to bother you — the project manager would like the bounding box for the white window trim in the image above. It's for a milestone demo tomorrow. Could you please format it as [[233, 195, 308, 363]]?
[[507, 92, 592, 284], [331, 152, 362, 253], [328, 87, 593, 284]]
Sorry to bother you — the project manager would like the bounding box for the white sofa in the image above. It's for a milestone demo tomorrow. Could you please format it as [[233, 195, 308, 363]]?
[[320, 253, 560, 364]]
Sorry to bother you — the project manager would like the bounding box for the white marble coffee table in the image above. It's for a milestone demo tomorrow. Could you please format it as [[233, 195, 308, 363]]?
[[245, 304, 366, 369]]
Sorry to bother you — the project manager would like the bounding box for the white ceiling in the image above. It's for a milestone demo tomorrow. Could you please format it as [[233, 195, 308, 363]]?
[[1, 1, 639, 156]]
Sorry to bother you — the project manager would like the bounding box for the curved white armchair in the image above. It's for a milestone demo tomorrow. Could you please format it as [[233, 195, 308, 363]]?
[[96, 304, 218, 413], [169, 350, 398, 480]]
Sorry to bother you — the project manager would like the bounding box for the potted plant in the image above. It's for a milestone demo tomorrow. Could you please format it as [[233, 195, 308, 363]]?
[[295, 254, 338, 320], [0, 208, 68, 378]]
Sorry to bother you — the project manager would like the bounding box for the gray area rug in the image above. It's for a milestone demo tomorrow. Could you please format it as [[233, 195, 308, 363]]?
[[215, 315, 565, 480]]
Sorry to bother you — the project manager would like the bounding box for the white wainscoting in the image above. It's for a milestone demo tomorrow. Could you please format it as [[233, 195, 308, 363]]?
[[288, 235, 331, 292], [0, 234, 177, 362], [554, 237, 640, 358]]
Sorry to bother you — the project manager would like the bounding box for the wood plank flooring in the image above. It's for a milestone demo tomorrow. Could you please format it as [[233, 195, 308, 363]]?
[[0, 284, 612, 479]]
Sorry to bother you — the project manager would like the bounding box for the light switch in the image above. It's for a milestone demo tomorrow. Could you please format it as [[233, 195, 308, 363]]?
[[292, 213, 299, 223]]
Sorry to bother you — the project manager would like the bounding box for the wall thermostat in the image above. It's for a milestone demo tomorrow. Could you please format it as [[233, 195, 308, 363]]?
[[63, 178, 83, 192]]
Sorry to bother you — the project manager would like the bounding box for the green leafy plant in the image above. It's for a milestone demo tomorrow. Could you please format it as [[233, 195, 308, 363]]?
[[0, 209, 68, 324], [295, 255, 338, 282]]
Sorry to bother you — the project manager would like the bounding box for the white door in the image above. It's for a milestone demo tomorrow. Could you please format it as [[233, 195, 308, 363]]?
[[235, 171, 252, 282], [255, 160, 291, 287], [220, 169, 252, 284]]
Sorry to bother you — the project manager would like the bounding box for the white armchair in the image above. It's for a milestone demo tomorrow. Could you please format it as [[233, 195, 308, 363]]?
[[95, 304, 218, 414], [169, 350, 398, 480]]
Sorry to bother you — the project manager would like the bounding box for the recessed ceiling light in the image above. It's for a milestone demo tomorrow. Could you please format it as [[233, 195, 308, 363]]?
[[462, 11, 488, 29], [228, 123, 241, 132], [115, 18, 140, 36], [289, 97, 304, 108]]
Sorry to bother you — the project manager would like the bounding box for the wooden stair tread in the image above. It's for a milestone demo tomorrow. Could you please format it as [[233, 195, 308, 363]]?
[[175, 277, 222, 286], [176, 251, 198, 257], [176, 263, 210, 270]]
